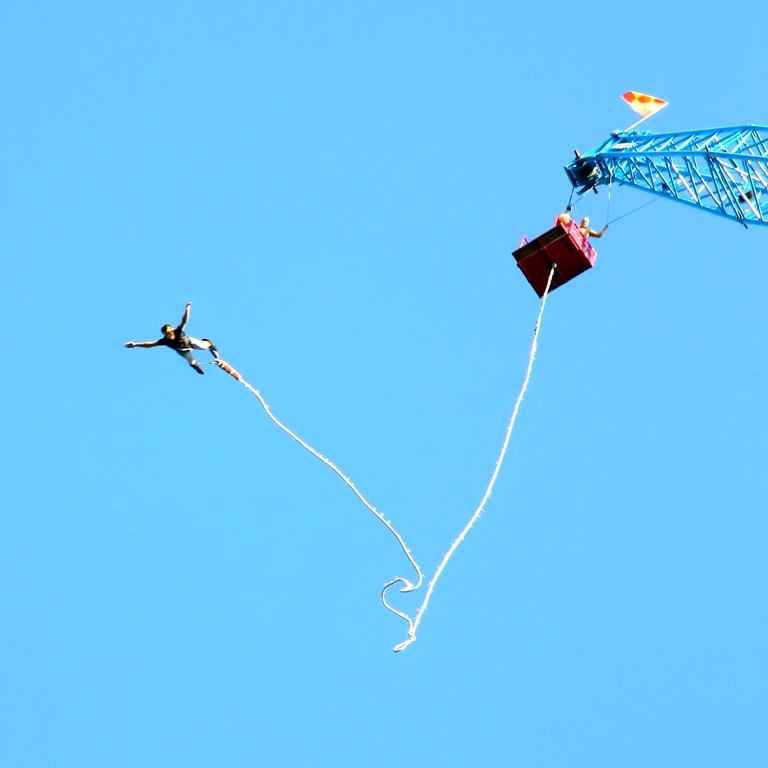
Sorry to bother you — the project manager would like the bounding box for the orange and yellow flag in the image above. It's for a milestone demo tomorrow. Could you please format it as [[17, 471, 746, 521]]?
[[622, 91, 668, 118]]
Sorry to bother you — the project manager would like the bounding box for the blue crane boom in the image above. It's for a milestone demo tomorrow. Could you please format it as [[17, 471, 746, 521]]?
[[564, 125, 768, 226]]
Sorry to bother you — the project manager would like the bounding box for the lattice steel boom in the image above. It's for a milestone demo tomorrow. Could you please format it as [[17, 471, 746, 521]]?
[[565, 125, 768, 226]]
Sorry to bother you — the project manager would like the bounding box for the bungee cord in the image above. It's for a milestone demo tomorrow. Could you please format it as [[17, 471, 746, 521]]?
[[389, 266, 556, 652], [212, 267, 554, 652], [211, 358, 424, 601]]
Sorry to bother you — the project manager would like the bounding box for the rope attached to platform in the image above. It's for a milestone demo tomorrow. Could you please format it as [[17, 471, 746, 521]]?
[[390, 265, 556, 652]]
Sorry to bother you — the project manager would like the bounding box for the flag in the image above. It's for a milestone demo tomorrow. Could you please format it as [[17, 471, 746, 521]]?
[[622, 91, 668, 118]]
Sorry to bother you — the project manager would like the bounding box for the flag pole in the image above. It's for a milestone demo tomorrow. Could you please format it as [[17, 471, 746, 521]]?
[[624, 114, 653, 132]]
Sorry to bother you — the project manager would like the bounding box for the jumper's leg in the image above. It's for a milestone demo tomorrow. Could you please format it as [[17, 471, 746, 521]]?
[[179, 349, 205, 375]]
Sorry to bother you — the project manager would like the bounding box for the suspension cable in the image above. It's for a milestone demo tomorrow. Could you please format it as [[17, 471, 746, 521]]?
[[608, 195, 661, 224]]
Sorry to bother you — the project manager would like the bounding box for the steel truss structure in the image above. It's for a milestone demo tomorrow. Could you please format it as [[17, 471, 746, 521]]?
[[565, 125, 768, 226]]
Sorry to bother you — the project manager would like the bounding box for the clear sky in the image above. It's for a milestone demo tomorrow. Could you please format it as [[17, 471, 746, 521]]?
[[1, 1, 766, 766]]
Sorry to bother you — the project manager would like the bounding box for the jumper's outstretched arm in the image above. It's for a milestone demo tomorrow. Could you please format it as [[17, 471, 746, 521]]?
[[178, 302, 192, 331], [125, 339, 162, 348]]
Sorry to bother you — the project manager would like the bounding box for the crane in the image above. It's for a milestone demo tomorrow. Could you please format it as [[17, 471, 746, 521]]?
[[564, 125, 768, 227]]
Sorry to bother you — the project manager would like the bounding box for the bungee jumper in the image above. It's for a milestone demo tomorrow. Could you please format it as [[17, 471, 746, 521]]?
[[125, 302, 219, 374]]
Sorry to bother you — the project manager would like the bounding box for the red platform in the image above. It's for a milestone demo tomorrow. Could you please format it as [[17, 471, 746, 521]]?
[[513, 216, 597, 297]]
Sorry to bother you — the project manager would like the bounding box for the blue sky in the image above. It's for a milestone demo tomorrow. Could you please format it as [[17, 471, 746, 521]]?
[[1, 1, 766, 765]]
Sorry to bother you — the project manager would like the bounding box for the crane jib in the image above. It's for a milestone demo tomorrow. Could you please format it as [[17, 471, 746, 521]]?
[[564, 125, 768, 226]]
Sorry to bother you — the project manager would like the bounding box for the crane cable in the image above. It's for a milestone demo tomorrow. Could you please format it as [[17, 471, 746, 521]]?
[[569, 177, 660, 227], [608, 195, 661, 225]]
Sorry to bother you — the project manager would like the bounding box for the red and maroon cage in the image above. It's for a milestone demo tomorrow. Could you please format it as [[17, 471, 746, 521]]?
[[512, 216, 598, 297]]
